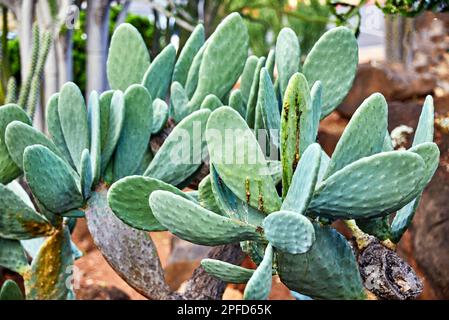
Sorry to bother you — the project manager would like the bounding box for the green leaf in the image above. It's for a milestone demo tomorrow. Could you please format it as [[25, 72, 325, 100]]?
[[0, 104, 31, 184], [108, 176, 193, 231], [282, 143, 321, 214], [114, 85, 153, 180], [5, 121, 63, 170], [275, 28, 300, 97], [200, 94, 223, 111], [201, 258, 254, 283], [0, 183, 53, 240], [188, 13, 249, 108], [278, 224, 366, 299], [413, 95, 434, 146], [151, 99, 169, 134], [206, 107, 281, 214], [0, 280, 24, 300], [171, 81, 190, 123], [0, 238, 29, 274], [80, 149, 93, 199], [280, 73, 311, 197], [100, 90, 125, 174], [88, 90, 101, 185], [150, 191, 262, 246], [46, 93, 74, 167], [309, 151, 426, 219], [240, 55, 258, 105], [229, 89, 246, 118], [245, 56, 265, 128], [324, 93, 388, 179], [172, 24, 205, 86], [24, 145, 83, 213], [390, 142, 440, 242], [303, 27, 358, 118], [243, 244, 273, 300], [258, 67, 280, 149], [263, 210, 315, 254], [144, 109, 210, 186], [107, 23, 150, 91], [198, 174, 221, 213], [24, 227, 74, 300], [58, 82, 90, 172], [142, 44, 176, 99]]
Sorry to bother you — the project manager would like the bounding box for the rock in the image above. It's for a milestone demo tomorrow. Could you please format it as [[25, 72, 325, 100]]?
[[412, 158, 449, 298], [338, 63, 435, 118], [318, 112, 348, 156], [164, 237, 211, 291]]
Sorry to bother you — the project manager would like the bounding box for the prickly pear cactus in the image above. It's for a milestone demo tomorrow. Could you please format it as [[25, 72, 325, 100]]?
[[0, 13, 439, 301]]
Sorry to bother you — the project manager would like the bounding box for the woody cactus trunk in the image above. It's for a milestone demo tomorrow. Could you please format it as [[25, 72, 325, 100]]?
[[0, 12, 439, 300]]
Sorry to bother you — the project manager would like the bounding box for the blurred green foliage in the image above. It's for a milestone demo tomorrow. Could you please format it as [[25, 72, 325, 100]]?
[[377, 0, 448, 16]]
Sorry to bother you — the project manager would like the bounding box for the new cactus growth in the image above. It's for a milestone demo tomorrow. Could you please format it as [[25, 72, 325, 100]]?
[[0, 12, 439, 300]]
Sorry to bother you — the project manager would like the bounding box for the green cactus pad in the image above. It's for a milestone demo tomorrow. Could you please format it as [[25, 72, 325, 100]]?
[[171, 81, 190, 123], [107, 23, 150, 91], [151, 99, 169, 134], [317, 150, 330, 184], [413, 95, 434, 147], [108, 176, 193, 231], [198, 175, 221, 213], [280, 73, 311, 197], [24, 227, 73, 300], [0, 238, 29, 274], [282, 143, 321, 214], [324, 93, 388, 179], [100, 90, 125, 173], [150, 191, 263, 246], [0, 183, 53, 240], [229, 89, 246, 118], [240, 55, 258, 105], [303, 27, 358, 118], [99, 90, 113, 150], [265, 49, 275, 80], [144, 109, 210, 186], [383, 131, 394, 151], [258, 67, 280, 149], [172, 24, 205, 86], [390, 142, 440, 242], [201, 258, 254, 283], [0, 104, 31, 184], [243, 244, 273, 300], [189, 13, 249, 108], [46, 93, 74, 166], [309, 151, 425, 219], [58, 82, 90, 172], [114, 85, 153, 180], [200, 94, 223, 111], [309, 80, 322, 143], [267, 160, 282, 185], [209, 165, 266, 226], [80, 149, 93, 199], [185, 44, 206, 99], [24, 145, 83, 213], [142, 44, 176, 99], [245, 56, 265, 128], [277, 224, 366, 299], [263, 210, 315, 254], [5, 121, 64, 169], [206, 107, 281, 214], [275, 27, 300, 97], [88, 91, 101, 185], [0, 280, 24, 300]]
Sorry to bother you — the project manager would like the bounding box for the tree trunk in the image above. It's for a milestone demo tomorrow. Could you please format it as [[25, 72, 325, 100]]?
[[384, 15, 415, 67], [86, 0, 111, 94]]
